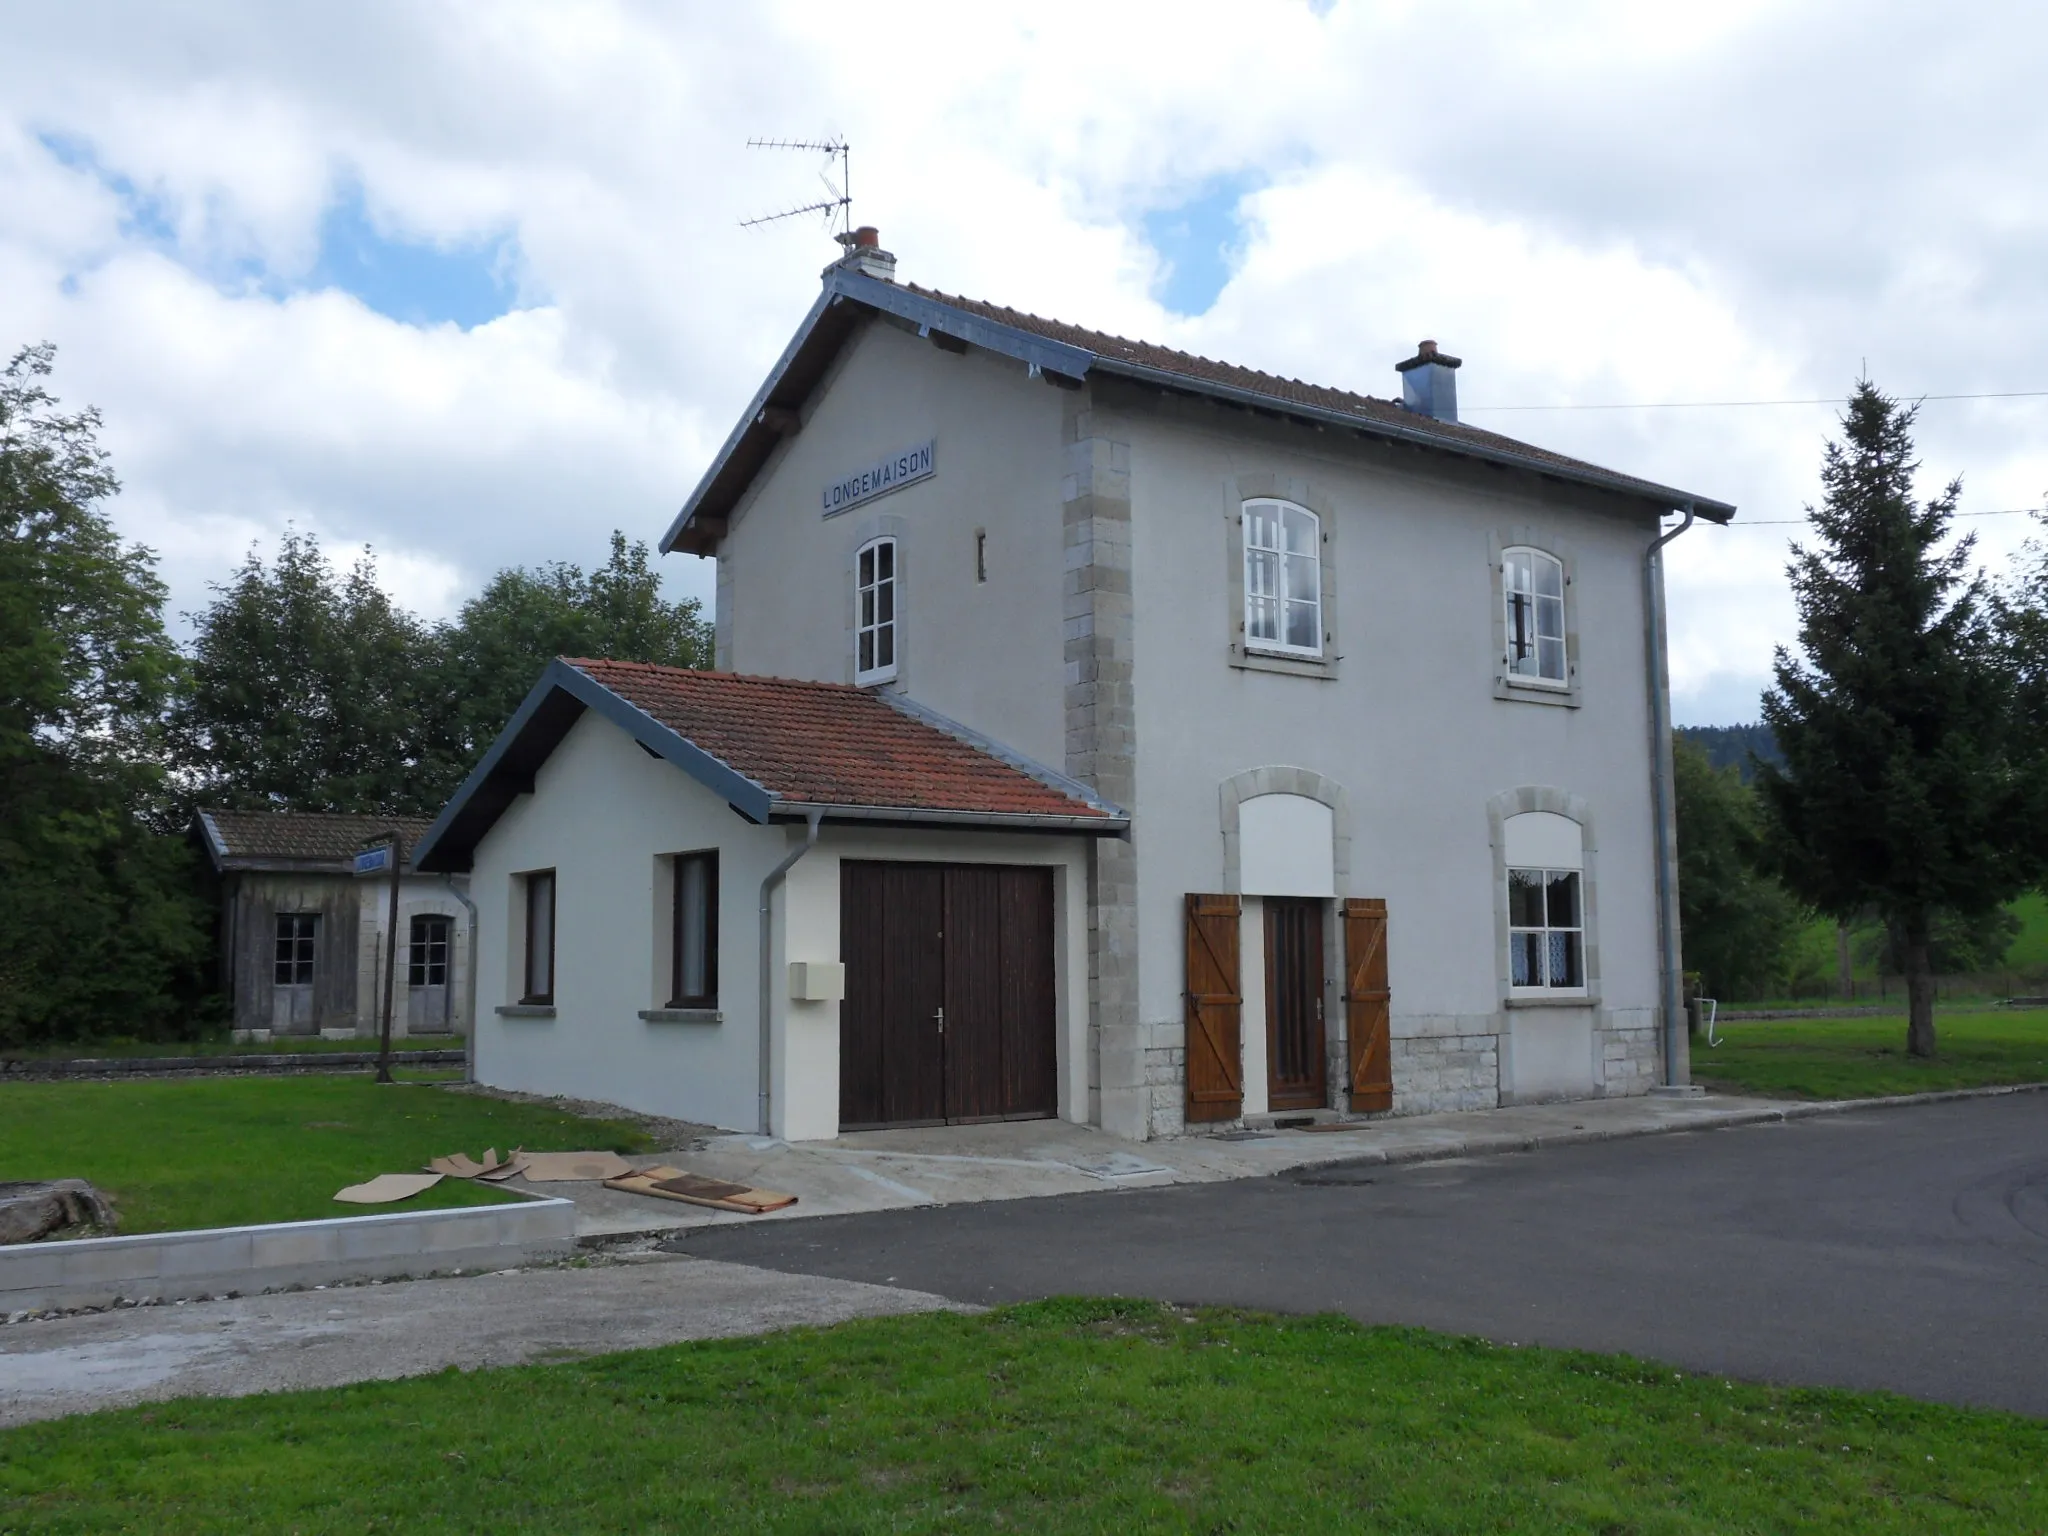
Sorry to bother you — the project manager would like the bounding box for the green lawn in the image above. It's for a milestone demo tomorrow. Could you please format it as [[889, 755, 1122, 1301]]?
[[1, 1300, 2041, 1533], [0, 1074, 654, 1234], [1693, 1007, 2048, 1099]]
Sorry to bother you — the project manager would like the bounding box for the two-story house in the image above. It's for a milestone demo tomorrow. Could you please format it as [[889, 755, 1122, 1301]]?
[[416, 228, 1733, 1142]]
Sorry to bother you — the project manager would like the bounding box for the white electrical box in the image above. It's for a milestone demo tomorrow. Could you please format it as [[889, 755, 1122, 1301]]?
[[787, 961, 846, 1002]]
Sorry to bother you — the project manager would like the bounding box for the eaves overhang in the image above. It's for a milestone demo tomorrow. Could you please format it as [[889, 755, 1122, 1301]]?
[[661, 270, 1733, 556], [414, 659, 777, 873]]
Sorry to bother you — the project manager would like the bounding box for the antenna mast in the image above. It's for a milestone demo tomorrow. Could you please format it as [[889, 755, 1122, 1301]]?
[[740, 137, 852, 241]]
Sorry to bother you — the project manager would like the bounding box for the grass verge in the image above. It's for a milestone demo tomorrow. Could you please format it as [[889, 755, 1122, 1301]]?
[[0, 1073, 653, 1234], [2, 1299, 2042, 1533], [1693, 1007, 2048, 1099]]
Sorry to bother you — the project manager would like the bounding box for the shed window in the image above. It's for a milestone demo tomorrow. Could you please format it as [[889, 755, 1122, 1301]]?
[[409, 914, 450, 988], [1503, 547, 1567, 684], [274, 913, 317, 987], [856, 536, 898, 684], [522, 870, 556, 1005], [670, 851, 719, 1009], [1243, 499, 1321, 656], [1508, 868, 1583, 989]]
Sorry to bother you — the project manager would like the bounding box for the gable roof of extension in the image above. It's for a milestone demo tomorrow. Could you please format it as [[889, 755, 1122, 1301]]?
[[414, 658, 1128, 872], [660, 264, 1736, 556], [195, 809, 437, 873]]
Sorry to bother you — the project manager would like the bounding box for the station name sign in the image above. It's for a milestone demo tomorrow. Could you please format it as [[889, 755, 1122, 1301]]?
[[820, 439, 934, 518]]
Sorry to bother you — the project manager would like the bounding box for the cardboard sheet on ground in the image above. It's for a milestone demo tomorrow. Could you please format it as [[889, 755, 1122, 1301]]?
[[334, 1172, 444, 1204], [427, 1148, 523, 1179], [603, 1164, 798, 1214], [516, 1150, 635, 1183]]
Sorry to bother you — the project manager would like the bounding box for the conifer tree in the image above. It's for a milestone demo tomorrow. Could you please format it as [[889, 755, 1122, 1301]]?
[[1757, 383, 2035, 1056]]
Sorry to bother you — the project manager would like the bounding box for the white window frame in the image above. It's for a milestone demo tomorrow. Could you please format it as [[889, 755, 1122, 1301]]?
[[1507, 866, 1586, 994], [1242, 498, 1323, 659], [854, 535, 898, 685], [1502, 546, 1568, 689]]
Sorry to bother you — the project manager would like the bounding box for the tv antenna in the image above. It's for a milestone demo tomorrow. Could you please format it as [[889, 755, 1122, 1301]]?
[[740, 137, 852, 241]]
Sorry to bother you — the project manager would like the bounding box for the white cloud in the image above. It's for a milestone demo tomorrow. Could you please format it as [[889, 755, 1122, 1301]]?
[[2, 0, 2045, 717]]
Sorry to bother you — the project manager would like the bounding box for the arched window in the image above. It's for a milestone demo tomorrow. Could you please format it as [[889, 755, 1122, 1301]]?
[[855, 536, 897, 684], [1502, 547, 1566, 684], [1503, 811, 1584, 992], [1243, 499, 1322, 656]]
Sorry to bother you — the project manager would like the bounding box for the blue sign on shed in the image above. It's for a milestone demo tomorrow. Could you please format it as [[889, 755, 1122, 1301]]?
[[353, 846, 390, 875]]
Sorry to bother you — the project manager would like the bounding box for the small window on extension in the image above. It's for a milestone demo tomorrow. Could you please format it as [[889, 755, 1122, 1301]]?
[[670, 851, 719, 1009]]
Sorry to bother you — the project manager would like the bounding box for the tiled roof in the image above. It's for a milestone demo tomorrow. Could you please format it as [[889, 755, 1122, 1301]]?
[[903, 282, 1701, 508], [199, 809, 436, 868], [566, 659, 1114, 822]]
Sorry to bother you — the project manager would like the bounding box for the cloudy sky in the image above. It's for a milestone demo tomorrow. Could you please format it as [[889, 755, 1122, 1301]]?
[[3, 1, 2043, 724]]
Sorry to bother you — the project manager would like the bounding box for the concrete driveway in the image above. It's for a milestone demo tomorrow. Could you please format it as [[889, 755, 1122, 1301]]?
[[674, 1092, 2048, 1417], [0, 1255, 963, 1428]]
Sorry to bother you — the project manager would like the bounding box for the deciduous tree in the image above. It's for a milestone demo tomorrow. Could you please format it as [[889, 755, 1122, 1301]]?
[[0, 344, 208, 1046]]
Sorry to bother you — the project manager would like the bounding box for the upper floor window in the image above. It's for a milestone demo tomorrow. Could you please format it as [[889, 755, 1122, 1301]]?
[[1502, 547, 1566, 685], [1243, 499, 1321, 657], [855, 536, 898, 684]]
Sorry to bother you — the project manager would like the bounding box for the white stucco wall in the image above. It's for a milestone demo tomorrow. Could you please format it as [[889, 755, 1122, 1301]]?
[[349, 874, 472, 1038], [467, 708, 1097, 1139], [714, 318, 1071, 768], [469, 711, 787, 1132], [1112, 396, 1667, 1118]]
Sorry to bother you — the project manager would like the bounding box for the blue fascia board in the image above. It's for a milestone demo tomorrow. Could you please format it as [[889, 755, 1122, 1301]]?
[[1093, 355, 1736, 522], [412, 661, 582, 871], [828, 270, 1096, 379], [659, 272, 1100, 554], [557, 663, 775, 823], [660, 286, 838, 554], [413, 660, 778, 871]]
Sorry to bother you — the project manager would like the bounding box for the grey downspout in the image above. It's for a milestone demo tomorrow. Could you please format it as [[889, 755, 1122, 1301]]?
[[443, 874, 480, 1085], [1644, 503, 1696, 1090], [758, 810, 824, 1136]]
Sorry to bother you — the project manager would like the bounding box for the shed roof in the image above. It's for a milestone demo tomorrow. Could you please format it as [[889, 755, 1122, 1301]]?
[[414, 659, 1126, 873], [660, 264, 1736, 556], [195, 809, 435, 872]]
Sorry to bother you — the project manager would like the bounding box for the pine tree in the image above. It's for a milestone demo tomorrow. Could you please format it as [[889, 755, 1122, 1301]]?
[[1757, 383, 2036, 1056]]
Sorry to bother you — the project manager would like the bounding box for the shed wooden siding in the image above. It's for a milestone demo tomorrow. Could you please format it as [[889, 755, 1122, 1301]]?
[[224, 873, 361, 1034]]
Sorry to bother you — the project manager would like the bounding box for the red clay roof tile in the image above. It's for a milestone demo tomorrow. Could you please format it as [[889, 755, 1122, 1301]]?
[[566, 659, 1111, 821]]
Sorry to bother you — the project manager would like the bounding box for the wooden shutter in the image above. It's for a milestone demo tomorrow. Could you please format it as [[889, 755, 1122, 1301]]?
[[1185, 893, 1243, 1123], [1343, 897, 1393, 1112]]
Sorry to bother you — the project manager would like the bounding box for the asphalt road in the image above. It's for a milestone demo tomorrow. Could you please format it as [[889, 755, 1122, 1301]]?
[[677, 1092, 2048, 1416]]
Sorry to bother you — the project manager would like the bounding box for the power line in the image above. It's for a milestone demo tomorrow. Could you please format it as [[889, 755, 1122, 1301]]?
[[1736, 507, 2040, 527], [1464, 389, 2048, 413]]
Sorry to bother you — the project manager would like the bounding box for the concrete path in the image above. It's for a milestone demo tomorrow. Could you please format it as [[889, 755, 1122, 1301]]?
[[683, 1092, 2048, 1417], [0, 1254, 963, 1428], [556, 1091, 1819, 1239]]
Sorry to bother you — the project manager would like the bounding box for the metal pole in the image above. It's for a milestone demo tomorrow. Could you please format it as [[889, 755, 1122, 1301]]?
[[376, 829, 403, 1085]]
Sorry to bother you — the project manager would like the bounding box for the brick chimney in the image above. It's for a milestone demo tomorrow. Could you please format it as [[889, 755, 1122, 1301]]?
[[1396, 339, 1461, 423], [829, 225, 897, 282]]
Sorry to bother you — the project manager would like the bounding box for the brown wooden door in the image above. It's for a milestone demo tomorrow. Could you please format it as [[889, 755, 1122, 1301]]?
[[1266, 897, 1327, 1111], [840, 862, 945, 1128], [1343, 897, 1393, 1113], [1184, 894, 1243, 1122], [841, 862, 1057, 1129]]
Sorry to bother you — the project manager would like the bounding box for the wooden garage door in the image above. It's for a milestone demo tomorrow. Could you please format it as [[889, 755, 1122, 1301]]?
[[840, 862, 1057, 1129]]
